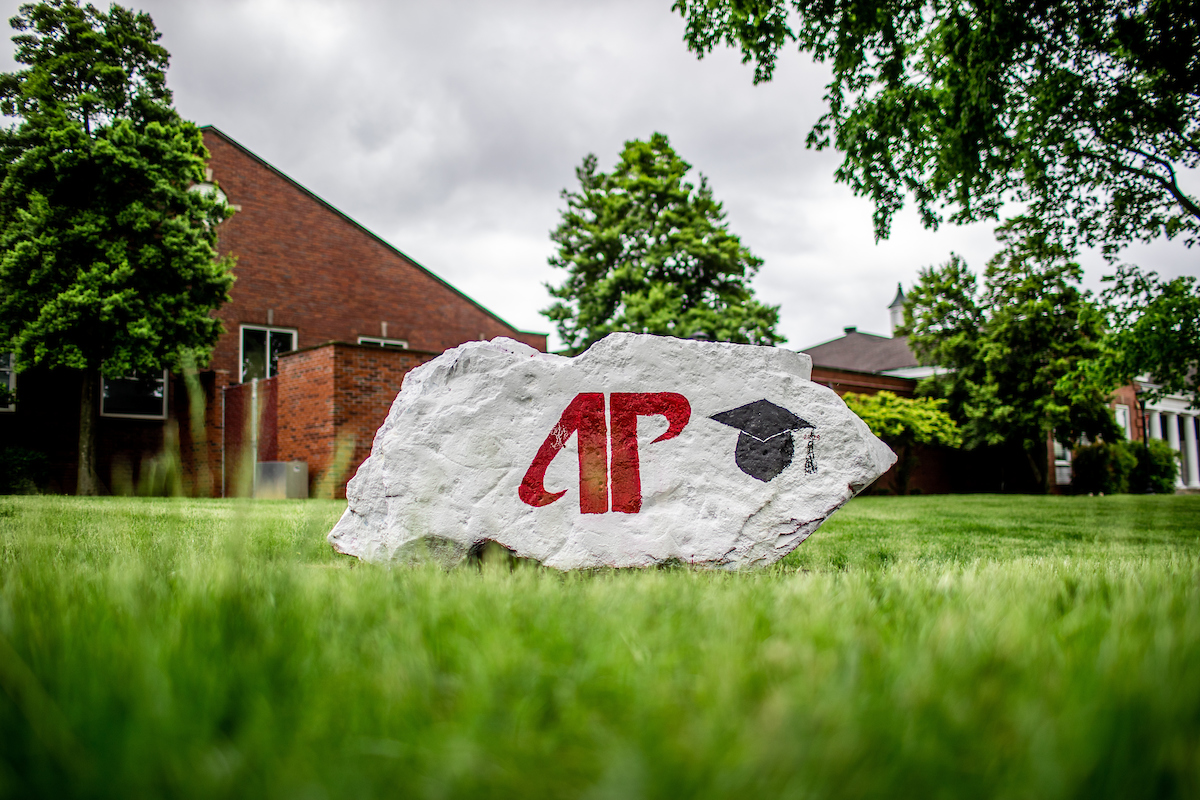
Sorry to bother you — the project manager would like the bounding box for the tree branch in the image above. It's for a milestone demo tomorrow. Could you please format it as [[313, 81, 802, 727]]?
[[1078, 144, 1200, 224]]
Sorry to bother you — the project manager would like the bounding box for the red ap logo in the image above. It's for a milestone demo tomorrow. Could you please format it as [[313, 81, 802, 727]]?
[[519, 393, 691, 514]]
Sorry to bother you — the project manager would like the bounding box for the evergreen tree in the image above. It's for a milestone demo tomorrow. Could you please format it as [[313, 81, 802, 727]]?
[[545, 133, 782, 354], [0, 1, 234, 494]]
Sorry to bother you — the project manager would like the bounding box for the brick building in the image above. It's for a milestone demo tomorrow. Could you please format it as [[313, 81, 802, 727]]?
[[5, 130, 1173, 497], [0, 127, 546, 496]]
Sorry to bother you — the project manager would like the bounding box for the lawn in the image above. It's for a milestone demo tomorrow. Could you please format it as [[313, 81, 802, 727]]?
[[0, 494, 1197, 799]]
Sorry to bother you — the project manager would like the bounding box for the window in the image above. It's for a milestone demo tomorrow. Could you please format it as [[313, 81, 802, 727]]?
[[101, 371, 167, 419], [241, 325, 296, 382], [1114, 404, 1131, 439], [0, 353, 14, 412], [188, 181, 227, 206], [357, 336, 409, 350], [1053, 439, 1072, 486]]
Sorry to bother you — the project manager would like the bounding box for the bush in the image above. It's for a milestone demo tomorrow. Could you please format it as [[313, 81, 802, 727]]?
[[1071, 440, 1137, 494], [1129, 438, 1180, 494], [1072, 439, 1179, 495], [0, 446, 50, 494], [842, 392, 961, 495]]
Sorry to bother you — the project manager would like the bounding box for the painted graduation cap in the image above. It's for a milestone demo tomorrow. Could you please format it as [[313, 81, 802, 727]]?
[[710, 399, 817, 482]]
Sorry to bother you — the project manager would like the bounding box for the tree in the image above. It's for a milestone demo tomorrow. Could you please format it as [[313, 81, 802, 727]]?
[[672, 0, 1200, 255], [904, 218, 1120, 489], [841, 390, 960, 493], [544, 133, 783, 354], [0, 1, 234, 495], [1093, 264, 1200, 404]]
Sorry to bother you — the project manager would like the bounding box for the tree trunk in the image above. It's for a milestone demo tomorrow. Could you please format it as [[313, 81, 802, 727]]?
[[1024, 445, 1048, 494], [77, 368, 101, 496]]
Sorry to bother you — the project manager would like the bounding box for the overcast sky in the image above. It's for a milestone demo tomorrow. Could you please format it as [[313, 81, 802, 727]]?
[[2, 0, 1196, 350]]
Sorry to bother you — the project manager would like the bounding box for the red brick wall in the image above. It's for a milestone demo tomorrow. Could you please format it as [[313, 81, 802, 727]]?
[[202, 128, 547, 384], [809, 366, 917, 397], [275, 345, 336, 491], [275, 342, 435, 498], [2, 366, 200, 495], [176, 369, 233, 498], [216, 377, 279, 496], [335, 345, 435, 496], [1111, 383, 1145, 442]]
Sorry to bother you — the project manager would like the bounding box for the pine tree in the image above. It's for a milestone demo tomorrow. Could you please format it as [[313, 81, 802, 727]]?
[[545, 133, 782, 354], [0, 1, 234, 494]]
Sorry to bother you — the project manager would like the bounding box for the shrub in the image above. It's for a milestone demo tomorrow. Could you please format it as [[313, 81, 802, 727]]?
[[1129, 438, 1180, 494], [0, 446, 50, 494], [1071, 440, 1137, 494], [842, 392, 961, 495]]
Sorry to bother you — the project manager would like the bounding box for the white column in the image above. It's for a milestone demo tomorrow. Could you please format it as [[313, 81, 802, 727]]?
[[1149, 410, 1163, 440], [1187, 415, 1200, 489], [1165, 412, 1184, 488]]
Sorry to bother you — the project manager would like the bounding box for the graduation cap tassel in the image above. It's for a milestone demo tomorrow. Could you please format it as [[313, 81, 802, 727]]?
[[804, 432, 818, 474]]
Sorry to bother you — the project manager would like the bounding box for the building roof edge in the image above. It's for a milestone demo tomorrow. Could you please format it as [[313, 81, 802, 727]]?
[[199, 125, 547, 342]]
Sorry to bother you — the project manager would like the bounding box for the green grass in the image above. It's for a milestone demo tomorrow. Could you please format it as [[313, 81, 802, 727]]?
[[0, 494, 1198, 799]]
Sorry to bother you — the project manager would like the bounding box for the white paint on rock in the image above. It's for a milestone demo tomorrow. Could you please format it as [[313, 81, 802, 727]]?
[[329, 333, 895, 569]]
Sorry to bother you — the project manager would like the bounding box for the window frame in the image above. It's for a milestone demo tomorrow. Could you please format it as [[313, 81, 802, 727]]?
[[99, 369, 169, 420], [357, 336, 409, 350], [0, 352, 14, 412], [239, 324, 298, 383], [1114, 404, 1131, 439]]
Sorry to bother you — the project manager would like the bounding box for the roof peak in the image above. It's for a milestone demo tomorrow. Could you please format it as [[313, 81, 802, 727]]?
[[199, 126, 546, 339], [888, 283, 906, 308]]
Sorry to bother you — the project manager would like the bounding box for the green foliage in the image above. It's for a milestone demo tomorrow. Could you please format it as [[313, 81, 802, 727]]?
[[1070, 439, 1177, 495], [1129, 438, 1181, 494], [1071, 440, 1139, 494], [843, 390, 961, 494], [1093, 264, 1200, 404], [673, 0, 1200, 254], [0, 445, 49, 493], [842, 391, 961, 448], [544, 133, 782, 353], [1, 495, 1200, 796], [0, 0, 234, 379], [904, 218, 1120, 488]]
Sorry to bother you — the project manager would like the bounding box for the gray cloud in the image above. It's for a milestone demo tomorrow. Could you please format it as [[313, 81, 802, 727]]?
[[2, 0, 1195, 348]]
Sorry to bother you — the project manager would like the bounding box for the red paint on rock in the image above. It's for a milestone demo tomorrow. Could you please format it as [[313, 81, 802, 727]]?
[[519, 392, 609, 513], [520, 392, 691, 515], [609, 393, 691, 513]]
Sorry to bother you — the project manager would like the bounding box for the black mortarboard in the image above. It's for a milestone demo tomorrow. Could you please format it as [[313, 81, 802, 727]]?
[[710, 399, 813, 440], [710, 399, 817, 482]]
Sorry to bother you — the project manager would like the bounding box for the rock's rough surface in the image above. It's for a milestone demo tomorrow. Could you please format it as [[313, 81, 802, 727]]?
[[329, 333, 895, 569]]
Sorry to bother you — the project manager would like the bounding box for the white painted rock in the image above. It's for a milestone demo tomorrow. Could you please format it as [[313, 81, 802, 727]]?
[[329, 333, 895, 569]]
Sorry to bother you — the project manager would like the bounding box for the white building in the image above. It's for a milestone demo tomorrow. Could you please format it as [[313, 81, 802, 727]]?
[[1143, 385, 1199, 489]]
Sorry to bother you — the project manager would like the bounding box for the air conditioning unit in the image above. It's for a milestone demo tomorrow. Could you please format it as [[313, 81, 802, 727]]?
[[254, 461, 308, 499]]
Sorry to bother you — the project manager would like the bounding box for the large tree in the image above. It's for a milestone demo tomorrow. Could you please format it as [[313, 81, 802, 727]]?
[[904, 218, 1120, 489], [672, 0, 1199, 255], [544, 133, 783, 354], [0, 1, 234, 494]]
